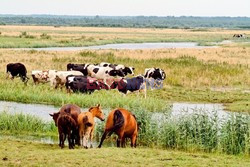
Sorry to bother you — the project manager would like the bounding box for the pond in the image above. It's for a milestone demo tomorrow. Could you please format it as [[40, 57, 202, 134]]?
[[18, 42, 217, 51]]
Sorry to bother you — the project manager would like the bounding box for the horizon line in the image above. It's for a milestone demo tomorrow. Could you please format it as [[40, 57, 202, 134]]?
[[0, 14, 249, 18]]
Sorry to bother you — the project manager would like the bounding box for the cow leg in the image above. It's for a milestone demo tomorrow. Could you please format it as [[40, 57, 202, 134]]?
[[98, 130, 109, 148]]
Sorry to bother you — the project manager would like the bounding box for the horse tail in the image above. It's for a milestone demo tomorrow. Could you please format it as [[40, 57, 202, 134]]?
[[113, 110, 124, 131], [83, 115, 92, 127]]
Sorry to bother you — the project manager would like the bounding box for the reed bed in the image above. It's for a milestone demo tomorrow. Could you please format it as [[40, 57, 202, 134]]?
[[1, 109, 249, 155]]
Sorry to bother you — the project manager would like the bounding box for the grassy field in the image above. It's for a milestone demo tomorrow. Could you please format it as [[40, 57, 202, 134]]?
[[0, 49, 249, 112], [0, 138, 249, 167], [0, 25, 249, 48]]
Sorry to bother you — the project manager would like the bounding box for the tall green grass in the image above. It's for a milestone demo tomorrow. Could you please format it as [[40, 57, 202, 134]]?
[[0, 109, 249, 155], [0, 112, 56, 136]]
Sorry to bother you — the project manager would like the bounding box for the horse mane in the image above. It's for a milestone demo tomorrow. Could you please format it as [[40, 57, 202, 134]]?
[[113, 110, 124, 132]]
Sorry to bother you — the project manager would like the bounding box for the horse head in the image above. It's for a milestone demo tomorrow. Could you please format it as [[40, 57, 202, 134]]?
[[89, 104, 105, 121], [49, 112, 60, 126]]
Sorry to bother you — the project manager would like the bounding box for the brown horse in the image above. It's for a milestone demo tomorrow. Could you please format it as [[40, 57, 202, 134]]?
[[57, 112, 77, 149], [78, 104, 105, 149], [50, 104, 81, 147], [98, 108, 138, 148]]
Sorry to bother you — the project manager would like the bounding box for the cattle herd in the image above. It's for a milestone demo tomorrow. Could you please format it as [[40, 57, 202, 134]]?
[[6, 62, 166, 94], [5, 62, 166, 149]]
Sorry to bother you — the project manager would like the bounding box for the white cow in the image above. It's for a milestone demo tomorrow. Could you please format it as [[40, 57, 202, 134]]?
[[43, 70, 83, 89]]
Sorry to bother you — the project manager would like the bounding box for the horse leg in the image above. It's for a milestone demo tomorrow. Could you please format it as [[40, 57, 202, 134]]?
[[90, 129, 94, 148], [84, 129, 91, 149], [121, 137, 126, 148], [68, 130, 73, 149], [117, 133, 123, 148], [131, 134, 137, 148], [98, 130, 109, 148], [59, 132, 63, 148]]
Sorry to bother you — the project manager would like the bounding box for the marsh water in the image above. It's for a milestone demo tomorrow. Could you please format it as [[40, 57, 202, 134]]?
[[19, 42, 217, 51], [0, 100, 228, 146], [0, 100, 228, 122]]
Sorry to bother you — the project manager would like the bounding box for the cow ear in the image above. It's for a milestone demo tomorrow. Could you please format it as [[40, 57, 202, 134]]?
[[49, 113, 54, 117]]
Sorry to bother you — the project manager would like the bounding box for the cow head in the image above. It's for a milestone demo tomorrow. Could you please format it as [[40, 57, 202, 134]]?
[[122, 67, 135, 76]]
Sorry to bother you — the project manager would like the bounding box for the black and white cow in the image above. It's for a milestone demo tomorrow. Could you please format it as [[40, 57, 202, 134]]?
[[99, 62, 135, 76], [110, 76, 144, 94], [66, 75, 109, 94], [144, 68, 166, 80], [144, 68, 166, 89], [67, 63, 90, 76], [6, 63, 29, 83], [87, 65, 125, 81]]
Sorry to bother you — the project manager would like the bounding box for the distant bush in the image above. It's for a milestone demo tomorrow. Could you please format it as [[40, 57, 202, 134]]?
[[40, 33, 51, 39], [19, 31, 35, 39]]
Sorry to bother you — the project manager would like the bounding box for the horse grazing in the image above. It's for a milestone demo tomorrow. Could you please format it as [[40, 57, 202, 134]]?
[[49, 104, 81, 147], [57, 112, 77, 149], [98, 108, 138, 148], [78, 104, 105, 149]]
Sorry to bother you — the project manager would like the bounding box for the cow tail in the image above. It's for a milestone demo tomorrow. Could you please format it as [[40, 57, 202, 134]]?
[[83, 115, 92, 127], [113, 110, 124, 131]]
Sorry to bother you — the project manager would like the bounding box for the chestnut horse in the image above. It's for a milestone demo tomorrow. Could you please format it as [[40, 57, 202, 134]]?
[[78, 104, 105, 148], [49, 104, 81, 147], [57, 112, 77, 149], [98, 108, 138, 148]]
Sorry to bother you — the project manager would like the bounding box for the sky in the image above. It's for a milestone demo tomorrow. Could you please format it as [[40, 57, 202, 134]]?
[[0, 0, 249, 17]]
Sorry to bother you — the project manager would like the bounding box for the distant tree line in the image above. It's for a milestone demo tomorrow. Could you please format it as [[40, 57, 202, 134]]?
[[0, 15, 250, 29]]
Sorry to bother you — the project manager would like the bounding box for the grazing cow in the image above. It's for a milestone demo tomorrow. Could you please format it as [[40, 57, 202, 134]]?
[[50, 104, 82, 147], [99, 62, 117, 69], [99, 62, 135, 76], [6, 63, 29, 83], [233, 34, 245, 38], [78, 104, 105, 148], [31, 70, 49, 84], [43, 70, 83, 89], [110, 76, 144, 94], [56, 112, 77, 149], [87, 66, 125, 81], [66, 75, 109, 94], [67, 63, 90, 76], [98, 108, 138, 148], [144, 68, 166, 80]]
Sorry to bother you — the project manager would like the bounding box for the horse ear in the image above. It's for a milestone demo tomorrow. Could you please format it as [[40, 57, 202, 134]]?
[[97, 104, 100, 108]]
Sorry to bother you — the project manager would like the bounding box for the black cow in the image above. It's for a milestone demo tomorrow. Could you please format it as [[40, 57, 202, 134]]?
[[144, 68, 166, 80], [6, 63, 29, 83], [67, 63, 89, 76], [110, 76, 144, 94]]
